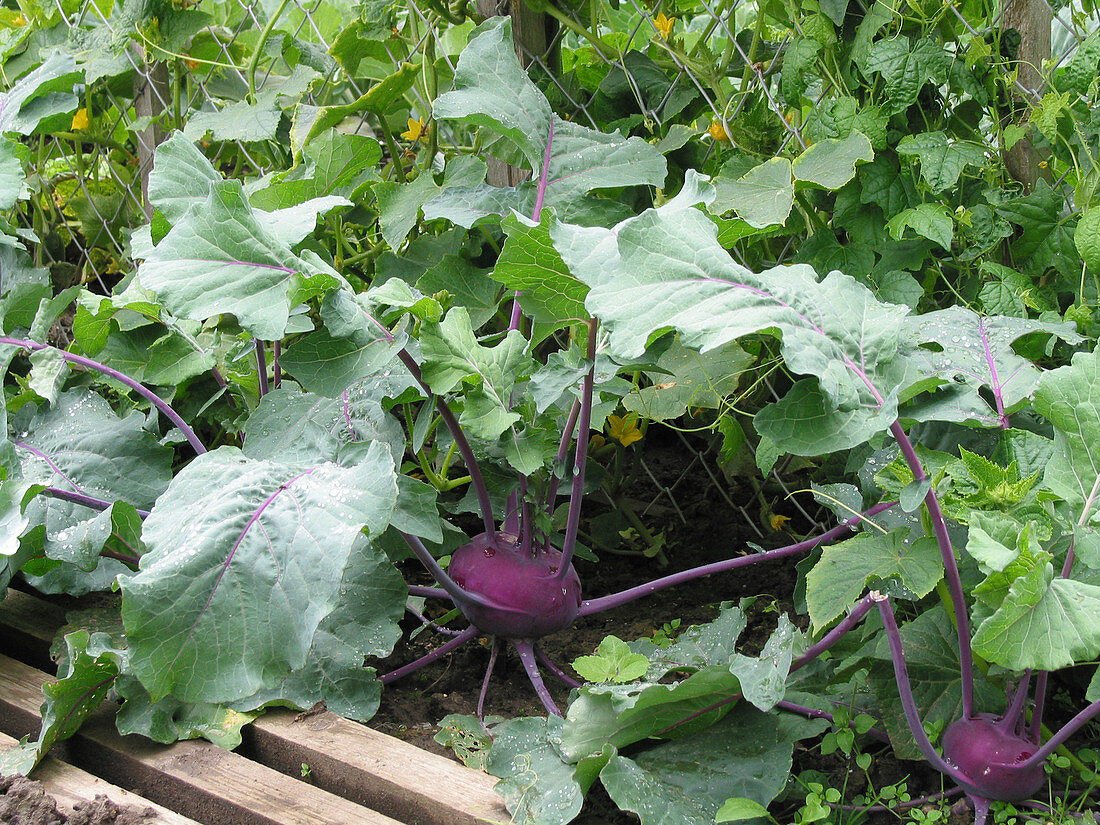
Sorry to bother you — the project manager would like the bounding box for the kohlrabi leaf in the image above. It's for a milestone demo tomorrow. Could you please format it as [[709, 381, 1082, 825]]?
[[419, 306, 534, 440], [640, 604, 746, 680], [0, 137, 26, 211], [561, 667, 741, 762], [561, 202, 912, 454], [493, 211, 588, 329], [432, 17, 552, 172], [728, 616, 797, 711], [805, 530, 943, 629], [114, 675, 257, 749], [138, 179, 340, 340], [279, 290, 409, 397], [971, 561, 1100, 671], [258, 195, 352, 248], [119, 443, 398, 703], [489, 716, 606, 825], [147, 131, 222, 222], [1034, 347, 1100, 519], [430, 18, 664, 220], [906, 307, 1080, 427], [13, 390, 172, 567], [0, 629, 122, 775], [599, 707, 824, 825], [227, 534, 406, 721], [242, 386, 405, 466]]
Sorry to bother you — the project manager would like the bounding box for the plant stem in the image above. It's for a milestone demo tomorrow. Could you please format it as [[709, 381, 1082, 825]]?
[[396, 350, 495, 534], [875, 595, 979, 793], [1020, 697, 1100, 768], [375, 113, 408, 183], [39, 487, 151, 519], [580, 502, 896, 615], [246, 0, 291, 101], [0, 337, 207, 455], [379, 625, 479, 685], [889, 419, 973, 718], [513, 639, 561, 716], [543, 398, 581, 513], [272, 340, 282, 389], [255, 339, 269, 398], [556, 320, 597, 579]]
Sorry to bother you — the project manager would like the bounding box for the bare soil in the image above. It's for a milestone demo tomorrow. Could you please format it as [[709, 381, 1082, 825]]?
[[0, 776, 157, 825]]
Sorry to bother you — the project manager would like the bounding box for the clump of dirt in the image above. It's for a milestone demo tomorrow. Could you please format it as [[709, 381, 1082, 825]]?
[[0, 775, 157, 825]]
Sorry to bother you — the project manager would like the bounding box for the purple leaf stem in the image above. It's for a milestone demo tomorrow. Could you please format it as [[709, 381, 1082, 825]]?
[[875, 595, 979, 793], [535, 644, 582, 688], [503, 490, 520, 535], [514, 639, 561, 716], [477, 638, 500, 719], [398, 531, 528, 616], [409, 584, 450, 600], [544, 398, 581, 514], [0, 337, 207, 455], [100, 550, 140, 566], [379, 625, 479, 685], [555, 319, 597, 579], [396, 349, 495, 535], [405, 604, 465, 636], [997, 671, 1031, 737], [340, 389, 357, 440], [272, 340, 282, 389], [255, 339, 269, 398], [1029, 670, 1048, 741], [977, 319, 1009, 429], [16, 441, 86, 493], [347, 303, 495, 531], [531, 119, 555, 224], [39, 486, 150, 519], [796, 593, 877, 664], [580, 501, 896, 615], [889, 420, 973, 718], [504, 119, 557, 330], [1018, 695, 1100, 768]]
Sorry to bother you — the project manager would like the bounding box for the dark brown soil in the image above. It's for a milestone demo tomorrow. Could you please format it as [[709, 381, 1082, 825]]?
[[0, 776, 156, 825], [369, 427, 957, 823]]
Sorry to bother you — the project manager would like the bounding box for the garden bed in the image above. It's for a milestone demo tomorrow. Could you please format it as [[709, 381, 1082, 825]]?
[[0, 588, 508, 825]]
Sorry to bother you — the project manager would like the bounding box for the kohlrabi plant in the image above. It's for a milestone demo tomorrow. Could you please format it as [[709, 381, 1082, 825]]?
[[0, 17, 884, 778], [538, 182, 1100, 823]]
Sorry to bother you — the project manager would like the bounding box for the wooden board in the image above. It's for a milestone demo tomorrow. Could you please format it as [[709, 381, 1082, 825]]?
[[0, 652, 404, 825], [0, 588, 510, 825], [246, 710, 507, 825], [0, 730, 199, 825]]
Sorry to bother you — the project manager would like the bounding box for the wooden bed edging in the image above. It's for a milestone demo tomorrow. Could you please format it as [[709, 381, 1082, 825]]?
[[0, 587, 512, 825], [0, 729, 200, 825]]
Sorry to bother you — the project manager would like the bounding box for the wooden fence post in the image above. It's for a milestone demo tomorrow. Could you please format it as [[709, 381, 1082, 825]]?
[[474, 0, 555, 187], [1002, 0, 1052, 191]]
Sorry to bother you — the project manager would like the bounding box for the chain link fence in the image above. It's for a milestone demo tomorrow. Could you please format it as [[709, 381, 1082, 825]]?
[[1, 0, 1094, 535], [13, 0, 1094, 284]]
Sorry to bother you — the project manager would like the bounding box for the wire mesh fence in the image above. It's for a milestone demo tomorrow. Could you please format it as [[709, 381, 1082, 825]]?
[[9, 0, 1093, 289]]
